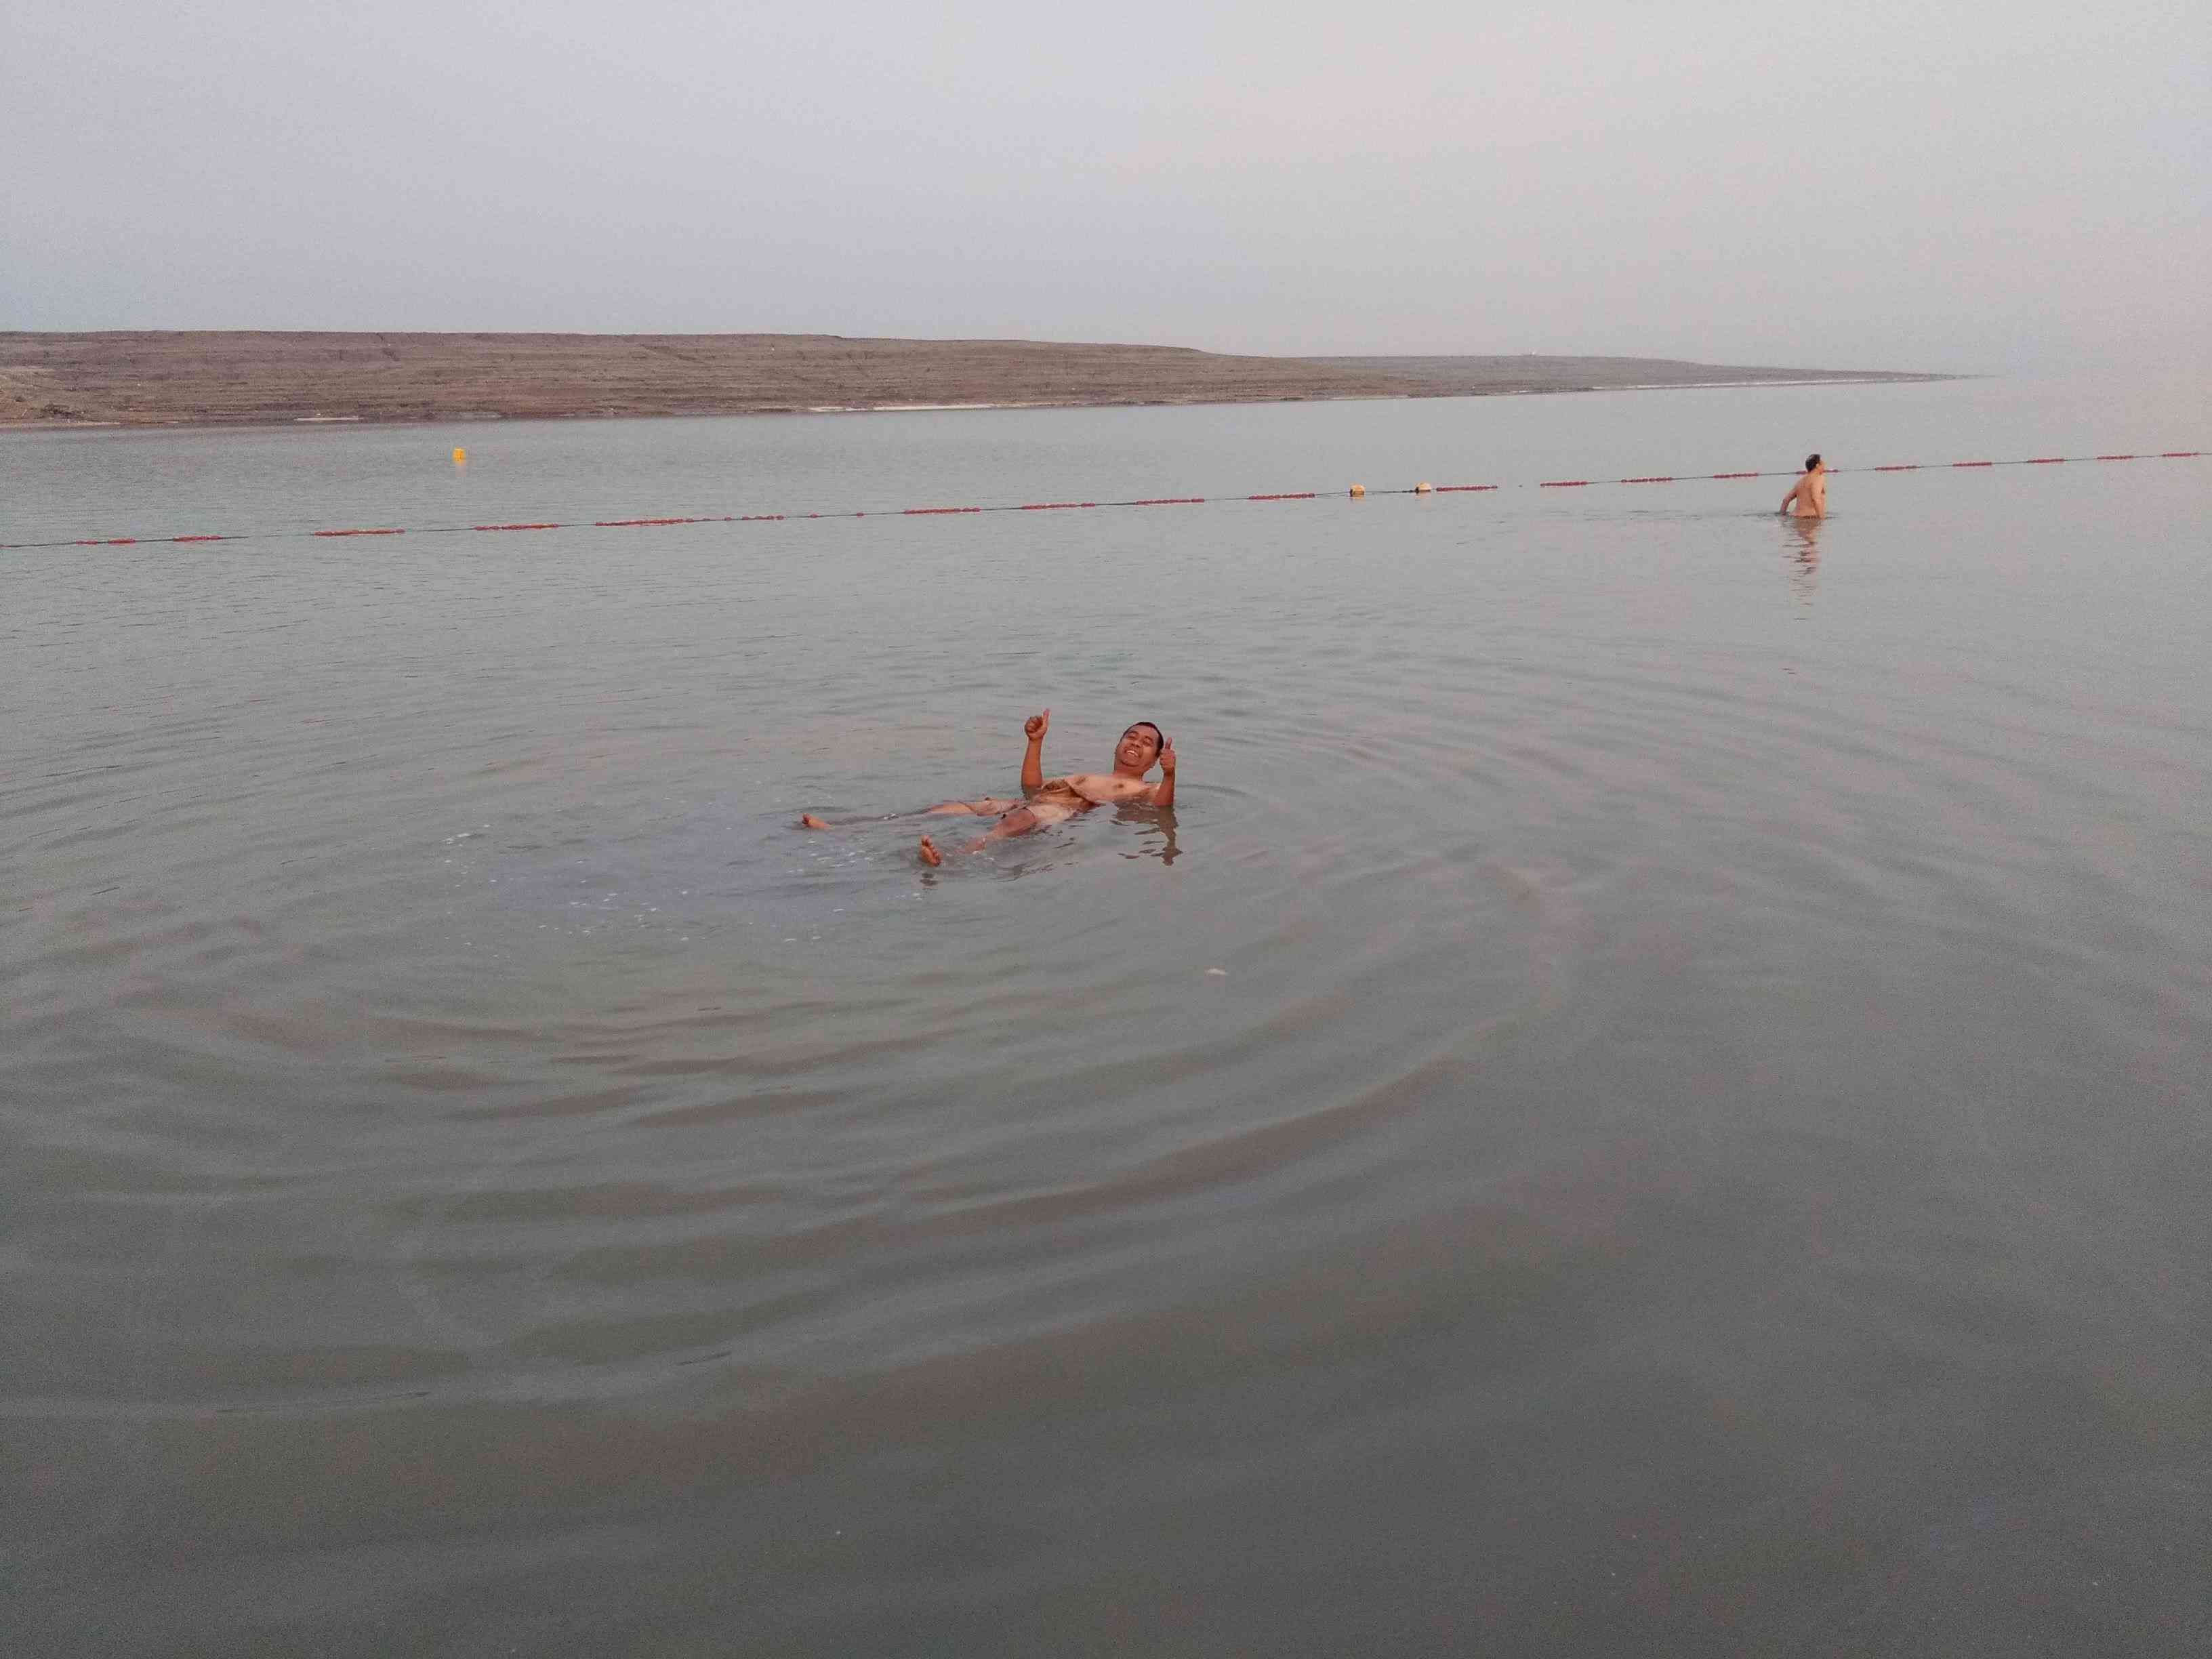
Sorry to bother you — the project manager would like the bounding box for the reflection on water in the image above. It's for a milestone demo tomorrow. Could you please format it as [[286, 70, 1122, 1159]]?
[[5, 377, 2209, 1656], [1120, 804, 1179, 865], [1782, 512, 1822, 605]]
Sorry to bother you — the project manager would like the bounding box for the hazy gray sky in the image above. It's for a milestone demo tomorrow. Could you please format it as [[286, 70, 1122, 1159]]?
[[6, 1, 2205, 371]]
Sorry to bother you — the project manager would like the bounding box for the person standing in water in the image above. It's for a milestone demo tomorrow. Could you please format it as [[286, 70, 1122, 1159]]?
[[800, 709, 1176, 865], [1779, 453, 1829, 518]]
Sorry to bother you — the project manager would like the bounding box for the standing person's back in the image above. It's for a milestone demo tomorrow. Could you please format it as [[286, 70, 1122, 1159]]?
[[1780, 453, 1828, 518]]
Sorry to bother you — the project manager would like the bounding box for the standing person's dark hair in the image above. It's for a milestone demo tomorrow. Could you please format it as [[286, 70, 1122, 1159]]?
[[1805, 453, 1823, 472]]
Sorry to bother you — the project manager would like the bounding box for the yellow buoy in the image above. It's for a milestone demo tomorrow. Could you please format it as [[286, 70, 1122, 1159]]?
[[451, 447, 467, 464], [1413, 480, 1434, 493], [1349, 483, 1366, 497]]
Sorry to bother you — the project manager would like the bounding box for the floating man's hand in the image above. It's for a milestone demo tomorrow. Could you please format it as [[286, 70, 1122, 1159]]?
[[1158, 739, 1176, 775], [1024, 709, 1050, 741]]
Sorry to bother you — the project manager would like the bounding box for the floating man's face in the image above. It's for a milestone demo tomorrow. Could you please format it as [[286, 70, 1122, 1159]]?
[[1116, 724, 1163, 771]]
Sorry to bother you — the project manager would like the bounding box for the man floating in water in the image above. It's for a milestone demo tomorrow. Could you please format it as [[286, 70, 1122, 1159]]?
[[800, 709, 1176, 865], [1779, 453, 1828, 518]]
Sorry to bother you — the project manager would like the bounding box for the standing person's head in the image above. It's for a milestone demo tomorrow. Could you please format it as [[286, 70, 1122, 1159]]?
[[1114, 721, 1166, 773], [1805, 453, 1824, 473]]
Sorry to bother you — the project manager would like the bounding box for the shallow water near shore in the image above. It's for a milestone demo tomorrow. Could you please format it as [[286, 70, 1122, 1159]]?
[[5, 374, 2209, 1655]]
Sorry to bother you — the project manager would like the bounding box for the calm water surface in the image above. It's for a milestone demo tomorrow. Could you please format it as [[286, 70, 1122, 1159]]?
[[5, 376, 2209, 1655]]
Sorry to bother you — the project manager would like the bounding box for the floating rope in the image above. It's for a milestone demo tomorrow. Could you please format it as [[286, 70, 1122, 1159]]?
[[2, 450, 2200, 552]]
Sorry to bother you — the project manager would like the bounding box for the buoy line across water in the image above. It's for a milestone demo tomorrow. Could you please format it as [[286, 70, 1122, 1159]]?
[[2, 449, 2201, 552]]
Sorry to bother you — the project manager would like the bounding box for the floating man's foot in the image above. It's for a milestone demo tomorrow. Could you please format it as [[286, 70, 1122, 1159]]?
[[917, 835, 943, 867], [799, 814, 830, 830]]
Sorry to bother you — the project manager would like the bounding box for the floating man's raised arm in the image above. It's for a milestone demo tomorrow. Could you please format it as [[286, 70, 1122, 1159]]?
[[1019, 708, 1049, 793]]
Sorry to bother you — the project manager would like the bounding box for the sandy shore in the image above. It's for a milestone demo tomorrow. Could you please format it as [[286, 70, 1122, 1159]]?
[[0, 332, 1945, 430]]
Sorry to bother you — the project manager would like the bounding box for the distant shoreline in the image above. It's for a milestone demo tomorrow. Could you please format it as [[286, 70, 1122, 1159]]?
[[0, 331, 1950, 432]]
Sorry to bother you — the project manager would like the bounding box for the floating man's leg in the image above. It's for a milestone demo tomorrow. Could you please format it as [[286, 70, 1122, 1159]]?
[[920, 801, 1076, 863]]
